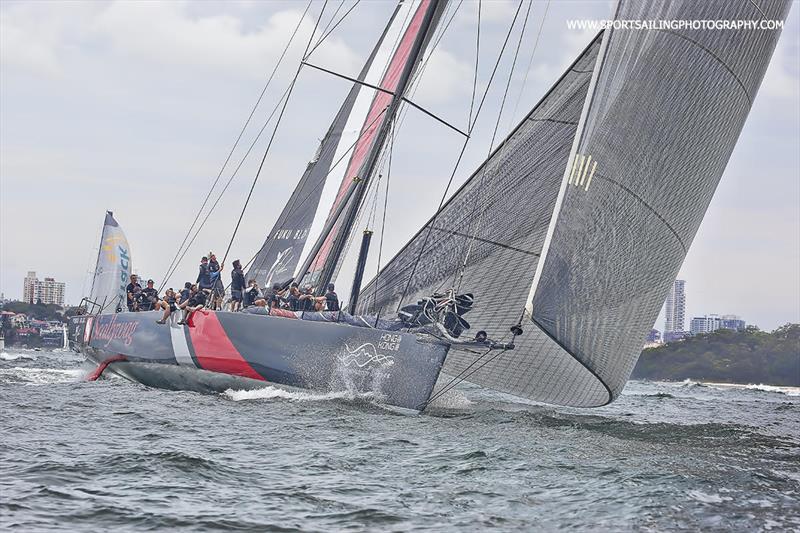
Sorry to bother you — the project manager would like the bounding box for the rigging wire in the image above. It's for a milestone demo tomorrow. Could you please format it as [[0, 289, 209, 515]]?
[[160, 84, 294, 289], [467, 0, 481, 128], [157, 0, 312, 292], [507, 0, 550, 129], [244, 107, 390, 283], [371, 122, 394, 315], [421, 340, 512, 409], [394, 0, 527, 312], [317, 0, 346, 40], [220, 2, 330, 267], [331, 0, 463, 300], [307, 0, 362, 58], [454, 0, 534, 292]]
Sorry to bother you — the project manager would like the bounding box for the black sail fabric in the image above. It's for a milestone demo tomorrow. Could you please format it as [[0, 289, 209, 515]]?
[[360, 0, 789, 408], [245, 4, 403, 288]]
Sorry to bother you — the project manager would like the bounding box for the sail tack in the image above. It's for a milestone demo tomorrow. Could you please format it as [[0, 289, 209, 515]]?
[[89, 211, 132, 312], [360, 0, 789, 407]]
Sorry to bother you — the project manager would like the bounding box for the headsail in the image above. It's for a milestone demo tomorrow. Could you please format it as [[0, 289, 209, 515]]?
[[360, 0, 789, 407], [245, 3, 407, 288], [89, 211, 132, 312]]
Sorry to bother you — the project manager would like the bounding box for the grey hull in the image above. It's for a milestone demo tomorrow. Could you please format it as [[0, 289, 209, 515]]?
[[70, 309, 449, 411]]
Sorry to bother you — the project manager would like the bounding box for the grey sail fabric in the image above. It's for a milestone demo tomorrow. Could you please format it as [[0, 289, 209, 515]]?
[[246, 5, 402, 288], [528, 0, 791, 405], [361, 0, 789, 408], [89, 211, 132, 313], [359, 35, 610, 406]]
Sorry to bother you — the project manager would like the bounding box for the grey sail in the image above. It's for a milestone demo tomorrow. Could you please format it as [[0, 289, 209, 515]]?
[[245, 4, 403, 288], [527, 0, 792, 404], [89, 211, 132, 313], [359, 34, 607, 405], [360, 0, 789, 407]]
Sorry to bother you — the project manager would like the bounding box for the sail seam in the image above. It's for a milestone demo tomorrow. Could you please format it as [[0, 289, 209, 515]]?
[[592, 172, 688, 254], [527, 117, 578, 126], [657, 29, 753, 106], [429, 226, 540, 256]]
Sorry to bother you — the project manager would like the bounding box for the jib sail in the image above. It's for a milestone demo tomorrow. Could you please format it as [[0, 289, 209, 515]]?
[[89, 211, 132, 313], [360, 0, 789, 407]]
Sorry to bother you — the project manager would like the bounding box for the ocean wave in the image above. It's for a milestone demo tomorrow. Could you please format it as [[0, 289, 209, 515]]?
[[0, 367, 84, 384], [223, 385, 375, 403], [0, 352, 35, 361], [427, 388, 473, 409], [702, 382, 800, 397]]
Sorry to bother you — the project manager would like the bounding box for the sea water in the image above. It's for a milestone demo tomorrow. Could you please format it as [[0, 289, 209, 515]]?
[[1, 348, 798, 531]]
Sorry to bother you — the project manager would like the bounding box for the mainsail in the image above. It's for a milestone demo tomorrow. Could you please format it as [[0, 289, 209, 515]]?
[[360, 0, 789, 407], [245, 3, 407, 288], [304, 0, 449, 289], [89, 211, 132, 312]]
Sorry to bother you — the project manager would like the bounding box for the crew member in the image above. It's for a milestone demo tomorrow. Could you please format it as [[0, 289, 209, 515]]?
[[324, 283, 340, 312], [139, 279, 159, 311], [230, 260, 245, 312], [244, 279, 260, 308], [178, 284, 207, 325], [197, 257, 211, 291], [126, 274, 141, 312], [208, 252, 225, 310], [155, 288, 177, 324]]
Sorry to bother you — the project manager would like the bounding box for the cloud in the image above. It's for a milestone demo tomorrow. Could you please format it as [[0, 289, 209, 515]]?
[[411, 48, 473, 105], [0, 1, 360, 81], [760, 19, 799, 101]]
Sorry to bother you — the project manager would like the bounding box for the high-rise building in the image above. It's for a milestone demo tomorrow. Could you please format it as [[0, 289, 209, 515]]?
[[23, 272, 38, 303], [690, 314, 723, 335], [721, 314, 746, 332], [690, 314, 747, 335], [664, 279, 686, 335], [22, 272, 66, 306]]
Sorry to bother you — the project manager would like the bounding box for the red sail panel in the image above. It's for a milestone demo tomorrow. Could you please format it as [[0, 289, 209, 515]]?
[[308, 0, 431, 276]]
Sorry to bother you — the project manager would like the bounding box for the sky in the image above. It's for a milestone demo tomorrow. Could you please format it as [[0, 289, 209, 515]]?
[[1, 0, 798, 331]]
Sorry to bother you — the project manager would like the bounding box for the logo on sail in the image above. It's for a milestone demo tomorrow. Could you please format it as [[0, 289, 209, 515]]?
[[568, 153, 598, 191], [265, 246, 294, 287], [339, 343, 395, 368]]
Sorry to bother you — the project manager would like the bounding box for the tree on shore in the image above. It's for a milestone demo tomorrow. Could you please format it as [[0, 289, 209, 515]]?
[[632, 324, 800, 386]]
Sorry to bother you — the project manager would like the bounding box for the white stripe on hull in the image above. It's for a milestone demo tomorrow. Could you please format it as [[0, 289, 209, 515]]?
[[169, 319, 195, 367]]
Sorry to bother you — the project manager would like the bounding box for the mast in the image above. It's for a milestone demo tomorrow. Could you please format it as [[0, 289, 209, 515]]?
[[245, 3, 404, 289], [304, 0, 447, 293], [348, 229, 373, 312]]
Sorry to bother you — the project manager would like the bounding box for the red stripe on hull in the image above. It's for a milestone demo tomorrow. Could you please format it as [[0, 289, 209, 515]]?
[[187, 310, 264, 380], [87, 355, 127, 381]]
